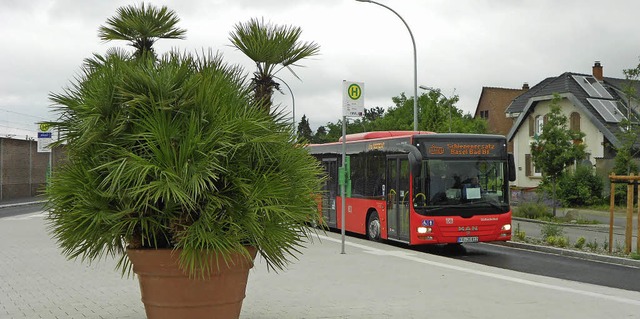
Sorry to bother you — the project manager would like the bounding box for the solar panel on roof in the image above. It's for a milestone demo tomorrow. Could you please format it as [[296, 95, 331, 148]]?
[[587, 98, 626, 123], [572, 75, 613, 99]]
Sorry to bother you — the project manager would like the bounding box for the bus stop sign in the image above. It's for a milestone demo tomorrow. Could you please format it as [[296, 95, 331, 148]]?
[[342, 81, 364, 117]]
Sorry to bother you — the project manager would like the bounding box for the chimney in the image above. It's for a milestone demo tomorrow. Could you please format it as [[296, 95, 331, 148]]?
[[593, 61, 603, 81], [522, 82, 530, 90]]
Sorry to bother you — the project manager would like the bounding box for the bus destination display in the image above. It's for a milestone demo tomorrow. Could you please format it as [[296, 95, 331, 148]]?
[[425, 141, 502, 157]]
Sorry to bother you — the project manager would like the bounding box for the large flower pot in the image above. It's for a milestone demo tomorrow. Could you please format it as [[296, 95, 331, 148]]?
[[127, 247, 257, 319]]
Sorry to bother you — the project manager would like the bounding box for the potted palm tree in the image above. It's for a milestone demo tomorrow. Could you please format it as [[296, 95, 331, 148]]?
[[45, 4, 323, 319]]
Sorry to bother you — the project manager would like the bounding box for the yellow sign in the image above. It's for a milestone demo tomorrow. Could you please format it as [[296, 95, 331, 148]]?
[[348, 84, 362, 100], [39, 123, 50, 132], [342, 81, 364, 117]]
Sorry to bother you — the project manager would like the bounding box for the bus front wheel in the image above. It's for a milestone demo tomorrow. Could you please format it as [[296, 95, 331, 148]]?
[[367, 211, 381, 241]]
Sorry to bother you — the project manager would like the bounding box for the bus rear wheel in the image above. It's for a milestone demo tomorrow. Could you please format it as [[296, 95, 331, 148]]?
[[367, 211, 381, 241]]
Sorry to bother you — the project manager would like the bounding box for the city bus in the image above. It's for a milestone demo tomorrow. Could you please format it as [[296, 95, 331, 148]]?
[[307, 131, 516, 245]]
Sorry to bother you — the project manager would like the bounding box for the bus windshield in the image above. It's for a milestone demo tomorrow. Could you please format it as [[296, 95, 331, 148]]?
[[413, 158, 509, 215]]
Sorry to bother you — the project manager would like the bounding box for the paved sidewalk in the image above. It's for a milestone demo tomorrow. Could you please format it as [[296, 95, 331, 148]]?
[[1, 209, 640, 318]]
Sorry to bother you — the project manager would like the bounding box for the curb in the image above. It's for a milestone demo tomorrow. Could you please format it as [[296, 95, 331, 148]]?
[[512, 216, 614, 229], [493, 240, 640, 268], [0, 200, 47, 209]]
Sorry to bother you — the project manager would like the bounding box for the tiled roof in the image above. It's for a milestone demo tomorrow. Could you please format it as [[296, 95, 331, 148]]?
[[505, 72, 638, 149]]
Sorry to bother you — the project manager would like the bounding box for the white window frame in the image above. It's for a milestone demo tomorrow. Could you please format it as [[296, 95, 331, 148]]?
[[535, 115, 544, 136]]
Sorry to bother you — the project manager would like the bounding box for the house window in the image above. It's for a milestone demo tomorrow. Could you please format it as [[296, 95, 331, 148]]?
[[533, 162, 542, 176], [480, 110, 489, 119], [525, 153, 541, 177], [535, 115, 544, 136], [570, 112, 581, 132]]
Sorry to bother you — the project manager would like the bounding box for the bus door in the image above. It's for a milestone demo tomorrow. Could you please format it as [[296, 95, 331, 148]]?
[[321, 158, 338, 228], [386, 155, 411, 242]]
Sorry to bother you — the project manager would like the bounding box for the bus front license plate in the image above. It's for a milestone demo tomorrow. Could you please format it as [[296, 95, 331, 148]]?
[[457, 236, 478, 243]]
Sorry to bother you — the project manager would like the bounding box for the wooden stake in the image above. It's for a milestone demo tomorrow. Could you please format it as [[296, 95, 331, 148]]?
[[609, 173, 615, 253], [626, 173, 634, 254]]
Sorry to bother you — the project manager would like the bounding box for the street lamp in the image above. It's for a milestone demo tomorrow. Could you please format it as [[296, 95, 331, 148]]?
[[356, 0, 418, 131], [420, 85, 452, 133], [274, 76, 296, 128]]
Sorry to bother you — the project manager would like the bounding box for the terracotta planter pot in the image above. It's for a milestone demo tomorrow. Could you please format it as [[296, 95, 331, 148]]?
[[127, 247, 257, 319]]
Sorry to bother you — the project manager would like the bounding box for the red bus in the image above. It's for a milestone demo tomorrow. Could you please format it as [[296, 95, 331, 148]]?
[[307, 131, 516, 245]]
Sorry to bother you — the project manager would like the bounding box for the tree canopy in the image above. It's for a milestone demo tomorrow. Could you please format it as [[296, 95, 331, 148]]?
[[303, 91, 488, 143], [229, 18, 320, 112]]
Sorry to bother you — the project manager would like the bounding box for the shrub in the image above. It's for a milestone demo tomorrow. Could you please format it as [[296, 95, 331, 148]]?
[[540, 223, 563, 238], [514, 223, 526, 241], [574, 236, 586, 249], [586, 238, 599, 252], [554, 236, 569, 248], [557, 165, 604, 207], [514, 202, 552, 219]]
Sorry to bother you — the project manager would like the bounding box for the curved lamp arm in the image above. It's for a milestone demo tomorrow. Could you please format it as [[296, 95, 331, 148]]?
[[356, 0, 418, 131]]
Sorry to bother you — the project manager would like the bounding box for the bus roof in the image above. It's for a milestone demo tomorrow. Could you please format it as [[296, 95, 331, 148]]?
[[338, 130, 434, 142]]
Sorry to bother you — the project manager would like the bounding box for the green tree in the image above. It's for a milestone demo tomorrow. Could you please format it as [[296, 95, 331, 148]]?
[[531, 94, 586, 215], [229, 18, 320, 112], [367, 92, 486, 133], [364, 106, 385, 121], [312, 126, 329, 144], [613, 61, 640, 176], [98, 3, 186, 59], [297, 114, 313, 142], [311, 90, 488, 143]]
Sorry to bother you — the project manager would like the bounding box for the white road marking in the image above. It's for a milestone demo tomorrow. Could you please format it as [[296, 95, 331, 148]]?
[[318, 234, 640, 306]]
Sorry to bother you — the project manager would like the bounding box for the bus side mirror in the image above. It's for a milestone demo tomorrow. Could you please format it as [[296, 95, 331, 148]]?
[[508, 153, 516, 182], [398, 144, 422, 178]]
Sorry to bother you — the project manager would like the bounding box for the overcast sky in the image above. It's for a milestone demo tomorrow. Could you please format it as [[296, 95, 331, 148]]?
[[2, 0, 640, 133]]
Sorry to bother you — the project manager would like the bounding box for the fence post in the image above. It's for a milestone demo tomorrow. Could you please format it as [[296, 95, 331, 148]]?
[[0, 138, 3, 201], [609, 173, 615, 253], [637, 179, 640, 254], [626, 173, 634, 254]]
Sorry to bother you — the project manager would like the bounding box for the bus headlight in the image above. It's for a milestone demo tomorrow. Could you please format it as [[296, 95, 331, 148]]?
[[417, 227, 432, 234], [501, 224, 512, 231]]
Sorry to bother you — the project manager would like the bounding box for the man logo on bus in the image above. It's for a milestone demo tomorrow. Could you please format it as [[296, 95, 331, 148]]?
[[348, 84, 362, 100]]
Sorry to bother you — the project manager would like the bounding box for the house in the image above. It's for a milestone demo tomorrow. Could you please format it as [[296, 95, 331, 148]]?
[[506, 61, 640, 189], [473, 84, 529, 152]]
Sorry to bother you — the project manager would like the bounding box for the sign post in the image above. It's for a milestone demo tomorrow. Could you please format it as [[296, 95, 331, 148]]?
[[340, 81, 364, 254], [37, 123, 53, 186]]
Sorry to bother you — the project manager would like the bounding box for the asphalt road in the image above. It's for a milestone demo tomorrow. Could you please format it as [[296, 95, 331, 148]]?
[[0, 202, 43, 218], [423, 242, 640, 293]]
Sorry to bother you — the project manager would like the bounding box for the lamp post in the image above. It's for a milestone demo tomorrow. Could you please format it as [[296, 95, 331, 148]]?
[[274, 76, 296, 128], [420, 85, 452, 133], [356, 0, 418, 131]]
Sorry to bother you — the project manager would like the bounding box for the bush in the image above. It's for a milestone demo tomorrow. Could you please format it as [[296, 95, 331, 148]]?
[[513, 223, 526, 241], [586, 239, 599, 252], [545, 236, 568, 247], [514, 202, 553, 219], [557, 165, 604, 207], [574, 236, 586, 249], [540, 223, 563, 238]]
